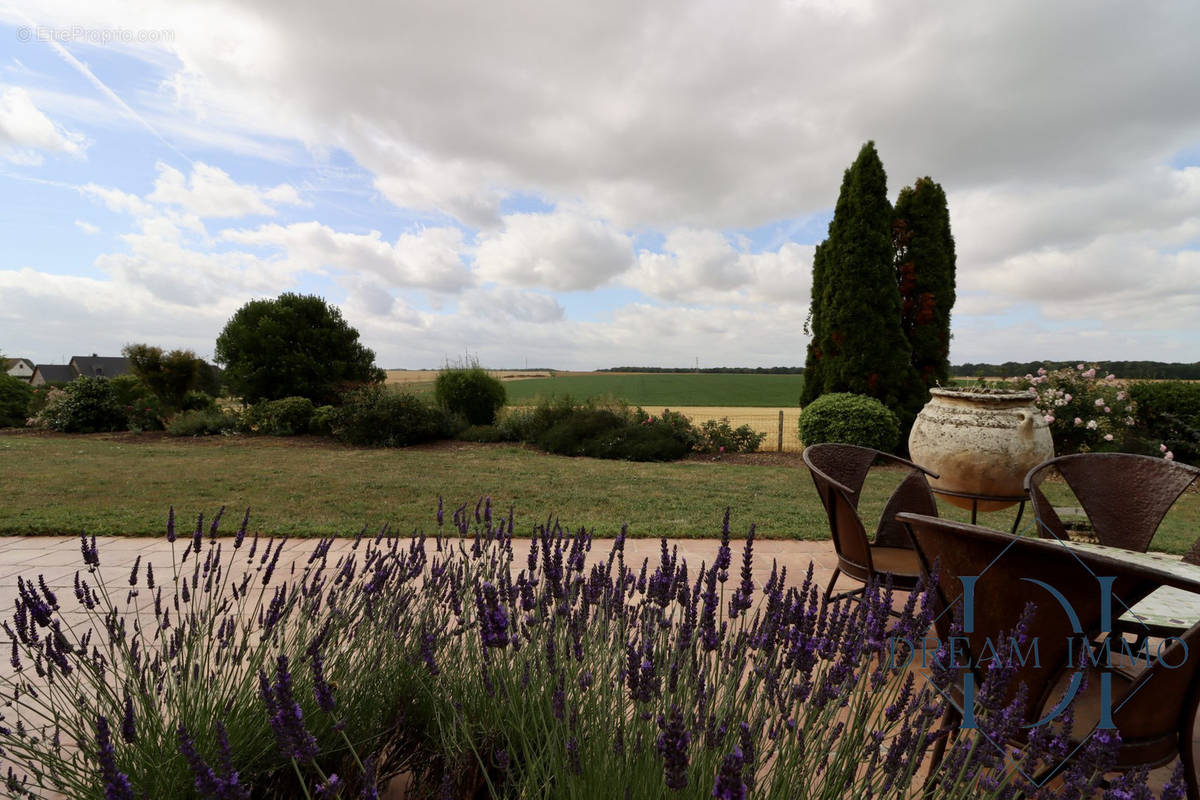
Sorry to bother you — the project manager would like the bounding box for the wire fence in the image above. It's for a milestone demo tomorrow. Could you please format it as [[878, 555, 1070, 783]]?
[[643, 406, 803, 453]]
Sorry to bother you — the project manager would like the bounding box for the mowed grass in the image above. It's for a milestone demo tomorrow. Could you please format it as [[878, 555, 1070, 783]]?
[[2, 432, 1196, 553], [0, 432, 827, 540], [502, 372, 805, 407]]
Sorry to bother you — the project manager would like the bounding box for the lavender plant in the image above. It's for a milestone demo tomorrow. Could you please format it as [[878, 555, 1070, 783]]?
[[0, 503, 1184, 798]]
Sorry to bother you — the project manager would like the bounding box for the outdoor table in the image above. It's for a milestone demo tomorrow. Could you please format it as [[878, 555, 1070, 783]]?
[[1062, 540, 1200, 636]]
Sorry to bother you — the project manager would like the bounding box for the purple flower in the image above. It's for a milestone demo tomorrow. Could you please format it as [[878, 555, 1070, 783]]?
[[259, 655, 319, 762], [475, 581, 509, 649], [95, 716, 134, 800], [712, 745, 746, 800], [120, 691, 136, 743], [315, 773, 343, 798], [656, 706, 691, 790], [714, 508, 732, 582]]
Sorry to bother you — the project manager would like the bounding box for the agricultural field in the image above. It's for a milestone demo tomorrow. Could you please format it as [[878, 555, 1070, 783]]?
[[500, 372, 805, 407]]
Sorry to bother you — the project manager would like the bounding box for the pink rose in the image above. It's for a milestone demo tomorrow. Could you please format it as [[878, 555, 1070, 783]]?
[[1064, 394, 1073, 402], [1094, 398, 1104, 407], [1104, 406, 1111, 413], [1043, 414, 1055, 424], [1037, 367, 1047, 376], [1074, 417, 1083, 426], [1165, 451, 1175, 461], [1161, 443, 1169, 452], [1077, 364, 1085, 370], [1104, 433, 1113, 441]]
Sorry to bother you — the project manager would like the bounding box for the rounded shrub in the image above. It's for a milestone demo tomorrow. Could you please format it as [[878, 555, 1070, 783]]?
[[43, 376, 128, 433], [310, 404, 338, 436], [435, 367, 507, 426], [536, 408, 628, 456], [263, 396, 316, 435], [336, 387, 456, 447], [586, 423, 691, 461], [798, 392, 900, 452], [0, 374, 34, 427]]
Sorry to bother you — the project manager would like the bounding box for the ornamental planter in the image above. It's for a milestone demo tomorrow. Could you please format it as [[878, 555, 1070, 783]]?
[[908, 387, 1054, 511]]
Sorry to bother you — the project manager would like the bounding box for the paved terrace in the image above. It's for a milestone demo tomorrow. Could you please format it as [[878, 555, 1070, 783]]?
[[0, 535, 1193, 797]]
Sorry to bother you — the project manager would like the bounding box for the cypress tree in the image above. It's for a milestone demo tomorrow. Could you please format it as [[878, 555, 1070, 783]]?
[[800, 142, 918, 419], [893, 177, 957, 393]]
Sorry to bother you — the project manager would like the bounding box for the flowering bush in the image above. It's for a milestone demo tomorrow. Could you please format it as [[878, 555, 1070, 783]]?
[[28, 376, 127, 433], [1009, 364, 1137, 454], [0, 505, 1178, 798]]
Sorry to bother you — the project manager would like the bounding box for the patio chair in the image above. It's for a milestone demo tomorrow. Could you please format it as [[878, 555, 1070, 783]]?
[[802, 443, 939, 604], [1025, 453, 1200, 552], [1184, 535, 1200, 567], [898, 512, 1200, 797]]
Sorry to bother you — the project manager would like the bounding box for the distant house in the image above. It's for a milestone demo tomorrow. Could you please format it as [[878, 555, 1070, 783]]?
[[3, 358, 34, 381], [30, 364, 77, 386], [69, 354, 132, 379], [27, 354, 134, 385]]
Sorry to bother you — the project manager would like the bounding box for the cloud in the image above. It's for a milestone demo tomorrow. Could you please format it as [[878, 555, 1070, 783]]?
[[220, 222, 473, 292], [474, 212, 635, 291], [74, 219, 100, 234], [0, 85, 87, 164], [628, 230, 813, 305], [147, 162, 304, 218], [457, 287, 566, 324]]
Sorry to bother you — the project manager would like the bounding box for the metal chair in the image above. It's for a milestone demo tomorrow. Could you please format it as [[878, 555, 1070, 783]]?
[[802, 443, 939, 604], [899, 512, 1200, 797], [1025, 453, 1200, 551]]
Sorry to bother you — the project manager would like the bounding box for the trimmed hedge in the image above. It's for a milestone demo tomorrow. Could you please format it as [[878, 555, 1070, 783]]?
[[798, 392, 901, 452], [1128, 380, 1200, 465]]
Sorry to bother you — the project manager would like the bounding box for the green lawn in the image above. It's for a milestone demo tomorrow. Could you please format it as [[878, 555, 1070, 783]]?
[[501, 373, 805, 407], [2, 431, 1196, 553]]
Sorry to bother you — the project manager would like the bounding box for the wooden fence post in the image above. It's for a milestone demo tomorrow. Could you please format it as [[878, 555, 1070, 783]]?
[[778, 410, 784, 453]]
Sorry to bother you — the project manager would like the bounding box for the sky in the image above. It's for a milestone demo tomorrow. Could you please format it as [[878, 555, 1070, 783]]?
[[1, 1, 1198, 370]]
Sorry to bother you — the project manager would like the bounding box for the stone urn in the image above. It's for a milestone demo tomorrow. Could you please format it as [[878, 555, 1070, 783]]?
[[908, 387, 1054, 511]]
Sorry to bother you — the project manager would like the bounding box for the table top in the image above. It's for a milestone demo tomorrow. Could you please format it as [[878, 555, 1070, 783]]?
[[1062, 540, 1200, 633]]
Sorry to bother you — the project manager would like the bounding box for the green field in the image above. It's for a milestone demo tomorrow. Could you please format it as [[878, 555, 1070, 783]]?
[[502, 373, 805, 407], [2, 432, 1198, 553]]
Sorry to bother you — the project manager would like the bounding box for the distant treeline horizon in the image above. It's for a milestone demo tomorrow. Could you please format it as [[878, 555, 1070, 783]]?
[[950, 361, 1200, 380]]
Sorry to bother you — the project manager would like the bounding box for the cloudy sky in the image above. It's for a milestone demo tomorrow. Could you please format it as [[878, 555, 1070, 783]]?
[[2, 1, 1198, 370]]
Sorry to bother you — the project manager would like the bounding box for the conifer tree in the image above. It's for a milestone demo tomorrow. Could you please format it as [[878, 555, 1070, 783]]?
[[800, 142, 918, 419], [893, 177, 957, 393]]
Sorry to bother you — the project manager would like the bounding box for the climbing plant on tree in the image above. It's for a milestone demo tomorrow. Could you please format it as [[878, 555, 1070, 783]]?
[[800, 142, 919, 428], [893, 177, 956, 395]]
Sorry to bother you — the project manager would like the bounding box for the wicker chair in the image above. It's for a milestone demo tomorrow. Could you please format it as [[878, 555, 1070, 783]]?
[[899, 512, 1200, 797], [802, 443, 938, 603], [1025, 453, 1200, 551]]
